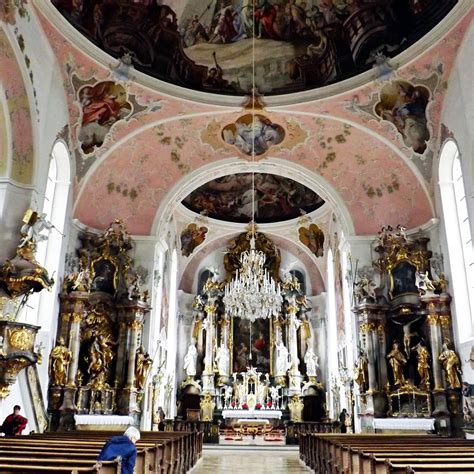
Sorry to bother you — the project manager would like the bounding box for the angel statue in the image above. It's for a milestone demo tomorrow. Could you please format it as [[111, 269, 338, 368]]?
[[415, 271, 436, 296], [354, 276, 377, 302], [19, 211, 54, 249]]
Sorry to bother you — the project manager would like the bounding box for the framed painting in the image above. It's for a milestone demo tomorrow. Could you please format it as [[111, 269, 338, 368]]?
[[231, 317, 272, 375], [389, 260, 418, 298]]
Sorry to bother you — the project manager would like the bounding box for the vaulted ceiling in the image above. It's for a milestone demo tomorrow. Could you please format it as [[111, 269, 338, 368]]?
[[7, 2, 473, 243]]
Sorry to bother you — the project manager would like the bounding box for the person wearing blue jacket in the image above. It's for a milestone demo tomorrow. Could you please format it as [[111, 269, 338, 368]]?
[[97, 426, 140, 474]]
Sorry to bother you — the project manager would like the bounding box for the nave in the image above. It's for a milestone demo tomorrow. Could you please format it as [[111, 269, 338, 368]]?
[[191, 446, 309, 474]]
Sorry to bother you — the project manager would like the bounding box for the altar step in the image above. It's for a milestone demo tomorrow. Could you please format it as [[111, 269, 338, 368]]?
[[204, 445, 298, 451]]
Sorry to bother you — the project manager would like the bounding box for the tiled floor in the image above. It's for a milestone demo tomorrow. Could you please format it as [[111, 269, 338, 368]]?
[[190, 446, 310, 473]]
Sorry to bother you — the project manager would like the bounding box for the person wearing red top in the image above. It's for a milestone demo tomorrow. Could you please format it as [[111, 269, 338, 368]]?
[[0, 405, 27, 436]]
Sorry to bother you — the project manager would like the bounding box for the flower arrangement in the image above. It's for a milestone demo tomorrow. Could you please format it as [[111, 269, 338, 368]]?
[[255, 403, 262, 410], [241, 403, 248, 410]]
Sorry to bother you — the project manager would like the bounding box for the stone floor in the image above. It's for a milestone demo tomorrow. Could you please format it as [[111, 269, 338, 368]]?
[[190, 446, 310, 473]]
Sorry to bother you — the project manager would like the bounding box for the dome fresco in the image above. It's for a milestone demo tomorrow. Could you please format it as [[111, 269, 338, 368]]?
[[52, 0, 457, 96], [181, 173, 325, 223]]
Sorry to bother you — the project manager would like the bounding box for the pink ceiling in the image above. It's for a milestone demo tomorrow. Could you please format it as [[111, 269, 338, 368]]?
[[34, 5, 473, 236], [73, 112, 432, 235], [0, 27, 34, 184]]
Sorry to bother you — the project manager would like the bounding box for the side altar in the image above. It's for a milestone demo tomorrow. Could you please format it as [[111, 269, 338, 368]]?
[[177, 226, 327, 443]]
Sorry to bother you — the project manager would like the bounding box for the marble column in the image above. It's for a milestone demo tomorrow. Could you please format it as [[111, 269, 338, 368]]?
[[202, 299, 217, 394], [427, 313, 443, 390], [126, 320, 142, 388], [288, 304, 302, 395], [60, 293, 88, 411], [361, 322, 378, 391]]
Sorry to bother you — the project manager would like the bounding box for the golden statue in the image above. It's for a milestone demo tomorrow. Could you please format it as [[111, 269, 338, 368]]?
[[439, 340, 462, 389], [354, 348, 369, 392], [412, 342, 430, 388], [49, 337, 72, 387], [87, 333, 115, 383], [135, 346, 153, 390], [387, 341, 407, 387]]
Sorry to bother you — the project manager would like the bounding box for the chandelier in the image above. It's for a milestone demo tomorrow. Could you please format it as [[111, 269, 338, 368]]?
[[223, 225, 282, 322], [222, 20, 282, 323]]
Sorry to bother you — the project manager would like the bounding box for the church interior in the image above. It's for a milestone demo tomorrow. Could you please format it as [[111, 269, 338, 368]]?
[[0, 0, 473, 472]]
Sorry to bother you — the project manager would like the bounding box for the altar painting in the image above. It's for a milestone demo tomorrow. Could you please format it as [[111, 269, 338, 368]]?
[[232, 317, 271, 375], [390, 260, 418, 298]]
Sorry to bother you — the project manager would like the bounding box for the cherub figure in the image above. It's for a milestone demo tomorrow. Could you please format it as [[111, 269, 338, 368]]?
[[415, 271, 436, 296]]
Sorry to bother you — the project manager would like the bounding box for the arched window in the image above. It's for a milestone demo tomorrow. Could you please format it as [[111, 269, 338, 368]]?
[[24, 141, 70, 326], [439, 140, 474, 340]]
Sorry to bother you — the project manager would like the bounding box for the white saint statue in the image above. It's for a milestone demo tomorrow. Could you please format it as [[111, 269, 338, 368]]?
[[304, 347, 319, 377], [183, 338, 198, 378], [275, 340, 291, 376], [215, 342, 230, 376]]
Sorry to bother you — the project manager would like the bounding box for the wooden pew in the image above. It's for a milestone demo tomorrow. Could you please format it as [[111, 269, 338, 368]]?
[[300, 433, 474, 474], [17, 430, 201, 473]]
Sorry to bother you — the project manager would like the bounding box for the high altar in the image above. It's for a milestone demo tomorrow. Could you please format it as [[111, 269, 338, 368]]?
[[179, 226, 326, 438]]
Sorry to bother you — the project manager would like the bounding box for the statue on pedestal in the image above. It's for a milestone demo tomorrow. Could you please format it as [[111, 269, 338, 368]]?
[[275, 339, 291, 376], [354, 348, 368, 392], [439, 340, 462, 389], [49, 337, 72, 387], [183, 338, 198, 379], [135, 346, 153, 390], [215, 342, 230, 376], [412, 342, 430, 388], [387, 341, 407, 387], [304, 347, 319, 377]]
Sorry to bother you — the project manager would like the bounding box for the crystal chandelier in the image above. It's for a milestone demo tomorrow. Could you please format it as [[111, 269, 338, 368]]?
[[223, 225, 282, 322], [222, 21, 282, 323]]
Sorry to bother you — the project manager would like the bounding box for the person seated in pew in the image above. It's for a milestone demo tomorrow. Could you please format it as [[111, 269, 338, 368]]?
[[97, 426, 140, 474], [0, 405, 28, 436]]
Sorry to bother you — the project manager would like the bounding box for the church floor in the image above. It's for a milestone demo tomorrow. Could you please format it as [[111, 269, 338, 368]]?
[[190, 446, 310, 473]]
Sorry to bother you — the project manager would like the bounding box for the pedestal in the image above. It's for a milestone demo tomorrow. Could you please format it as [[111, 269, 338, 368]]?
[[288, 373, 303, 396], [59, 386, 77, 411], [201, 373, 215, 394], [118, 387, 139, 416]]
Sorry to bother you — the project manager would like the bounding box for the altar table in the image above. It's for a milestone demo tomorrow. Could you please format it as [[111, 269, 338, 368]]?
[[373, 417, 435, 433], [222, 409, 282, 419]]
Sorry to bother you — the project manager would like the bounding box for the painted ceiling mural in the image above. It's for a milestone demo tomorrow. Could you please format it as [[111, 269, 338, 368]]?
[[24, 2, 472, 236], [51, 0, 457, 96], [182, 173, 325, 223]]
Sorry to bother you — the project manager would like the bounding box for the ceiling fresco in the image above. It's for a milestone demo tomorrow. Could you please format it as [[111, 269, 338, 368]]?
[[51, 0, 457, 96], [25, 2, 472, 236], [181, 173, 325, 223]]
